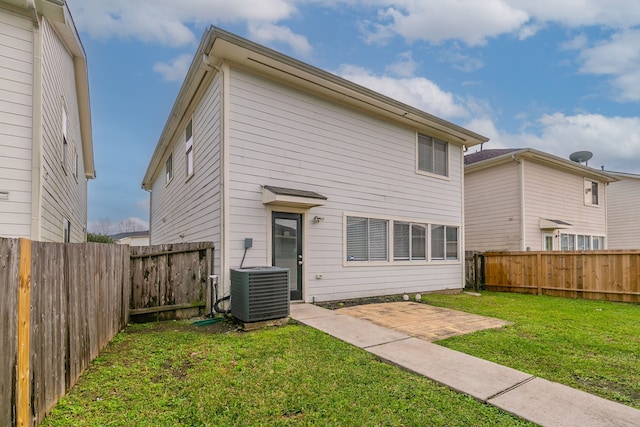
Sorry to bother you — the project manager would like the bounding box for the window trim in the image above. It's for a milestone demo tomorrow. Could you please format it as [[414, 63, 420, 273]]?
[[63, 218, 71, 243], [584, 179, 599, 206], [165, 153, 173, 184], [62, 104, 68, 174], [185, 119, 194, 179], [416, 133, 450, 179]]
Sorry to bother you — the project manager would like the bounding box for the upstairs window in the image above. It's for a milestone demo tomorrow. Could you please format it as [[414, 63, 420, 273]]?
[[166, 154, 173, 184], [584, 180, 599, 206], [346, 216, 388, 262], [185, 120, 193, 177], [417, 134, 448, 176], [62, 106, 68, 172]]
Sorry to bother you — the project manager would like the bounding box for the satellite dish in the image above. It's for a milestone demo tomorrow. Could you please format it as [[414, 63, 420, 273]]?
[[569, 151, 593, 165]]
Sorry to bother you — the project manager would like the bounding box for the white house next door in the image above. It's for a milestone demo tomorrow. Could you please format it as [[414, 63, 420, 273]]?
[[272, 212, 303, 300]]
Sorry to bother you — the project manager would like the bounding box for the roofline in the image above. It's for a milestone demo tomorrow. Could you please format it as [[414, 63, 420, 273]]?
[[465, 148, 619, 183], [142, 26, 489, 189], [604, 170, 640, 179]]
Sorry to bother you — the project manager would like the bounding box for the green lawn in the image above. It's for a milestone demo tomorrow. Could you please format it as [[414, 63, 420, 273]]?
[[421, 292, 640, 409], [42, 320, 530, 426]]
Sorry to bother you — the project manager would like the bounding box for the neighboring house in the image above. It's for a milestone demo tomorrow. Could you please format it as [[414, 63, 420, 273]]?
[[142, 27, 488, 303], [110, 230, 150, 246], [606, 171, 640, 249], [0, 0, 95, 242], [464, 148, 618, 252]]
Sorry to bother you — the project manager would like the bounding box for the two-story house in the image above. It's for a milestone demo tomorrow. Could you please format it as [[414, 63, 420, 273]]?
[[142, 27, 488, 303], [464, 148, 618, 252], [0, 0, 94, 242], [606, 170, 640, 249]]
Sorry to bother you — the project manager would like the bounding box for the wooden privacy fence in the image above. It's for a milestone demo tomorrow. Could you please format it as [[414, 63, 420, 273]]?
[[483, 250, 640, 303], [129, 242, 214, 321], [0, 238, 130, 427]]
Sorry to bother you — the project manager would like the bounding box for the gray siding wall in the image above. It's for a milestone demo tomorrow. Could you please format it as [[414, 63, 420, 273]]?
[[0, 7, 33, 238], [150, 73, 222, 273], [464, 161, 521, 251], [227, 68, 465, 302], [522, 160, 607, 250], [39, 17, 88, 242], [607, 176, 640, 249]]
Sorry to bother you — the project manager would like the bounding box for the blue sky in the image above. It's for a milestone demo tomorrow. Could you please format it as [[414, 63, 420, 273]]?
[[65, 1, 640, 231]]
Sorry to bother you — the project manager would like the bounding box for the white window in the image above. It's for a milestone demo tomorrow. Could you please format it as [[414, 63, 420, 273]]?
[[393, 221, 426, 261], [165, 154, 173, 184], [185, 120, 193, 177], [576, 235, 591, 250], [584, 180, 599, 206], [73, 150, 79, 178], [346, 216, 388, 261], [431, 225, 458, 260], [63, 218, 71, 243], [417, 134, 448, 176], [62, 107, 68, 171]]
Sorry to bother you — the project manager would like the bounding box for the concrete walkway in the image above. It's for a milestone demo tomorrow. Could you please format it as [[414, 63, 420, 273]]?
[[290, 303, 640, 427]]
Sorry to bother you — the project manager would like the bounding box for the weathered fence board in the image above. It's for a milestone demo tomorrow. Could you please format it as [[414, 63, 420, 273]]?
[[0, 238, 130, 426], [129, 242, 213, 321], [1, 238, 19, 427], [484, 250, 640, 303]]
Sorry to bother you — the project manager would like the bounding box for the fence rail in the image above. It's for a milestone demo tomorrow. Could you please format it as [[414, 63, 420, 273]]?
[[483, 250, 640, 303], [0, 238, 130, 427]]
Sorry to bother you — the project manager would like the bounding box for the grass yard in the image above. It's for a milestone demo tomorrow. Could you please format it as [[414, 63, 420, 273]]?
[[41, 320, 531, 426], [421, 292, 640, 409]]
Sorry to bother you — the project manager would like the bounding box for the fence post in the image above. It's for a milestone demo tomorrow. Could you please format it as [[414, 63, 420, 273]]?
[[17, 238, 31, 427], [536, 252, 542, 295]]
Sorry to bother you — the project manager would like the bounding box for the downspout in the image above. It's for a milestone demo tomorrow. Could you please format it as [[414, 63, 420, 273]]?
[[604, 181, 608, 249], [460, 145, 467, 289], [29, 0, 43, 240], [202, 54, 230, 299]]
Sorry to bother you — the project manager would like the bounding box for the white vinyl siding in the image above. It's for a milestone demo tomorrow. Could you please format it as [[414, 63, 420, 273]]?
[[227, 68, 465, 301], [39, 18, 87, 242], [465, 161, 521, 251], [150, 73, 223, 274], [0, 7, 33, 238], [607, 175, 640, 249]]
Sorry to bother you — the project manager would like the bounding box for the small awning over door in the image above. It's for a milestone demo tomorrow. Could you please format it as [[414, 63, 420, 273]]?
[[539, 218, 572, 230], [262, 185, 327, 208]]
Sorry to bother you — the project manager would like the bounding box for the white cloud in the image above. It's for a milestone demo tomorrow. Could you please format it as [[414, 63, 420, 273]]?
[[153, 54, 193, 82], [362, 1, 529, 46], [336, 64, 469, 119], [67, 0, 300, 47], [510, 0, 640, 29], [385, 51, 418, 77], [247, 22, 313, 57], [572, 29, 640, 101], [478, 112, 640, 173]]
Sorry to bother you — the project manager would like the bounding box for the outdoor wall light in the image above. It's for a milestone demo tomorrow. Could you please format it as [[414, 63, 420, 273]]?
[[313, 216, 324, 223]]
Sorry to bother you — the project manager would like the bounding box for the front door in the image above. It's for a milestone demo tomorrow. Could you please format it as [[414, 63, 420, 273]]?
[[272, 212, 303, 300]]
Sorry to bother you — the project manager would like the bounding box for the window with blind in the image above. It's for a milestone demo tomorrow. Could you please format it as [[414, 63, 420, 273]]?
[[394, 221, 426, 261], [417, 133, 448, 176], [346, 216, 388, 261]]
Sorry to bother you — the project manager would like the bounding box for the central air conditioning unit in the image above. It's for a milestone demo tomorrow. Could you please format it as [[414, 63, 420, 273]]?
[[230, 266, 290, 323]]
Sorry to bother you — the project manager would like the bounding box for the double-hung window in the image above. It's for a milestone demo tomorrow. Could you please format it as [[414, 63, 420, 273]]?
[[584, 180, 599, 206], [166, 154, 173, 184], [185, 120, 193, 177], [431, 224, 458, 260], [346, 216, 388, 261], [62, 107, 68, 172], [393, 222, 426, 261], [417, 134, 448, 176]]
